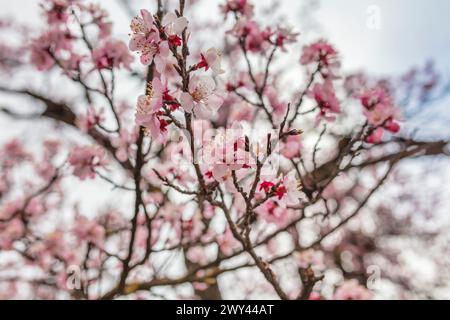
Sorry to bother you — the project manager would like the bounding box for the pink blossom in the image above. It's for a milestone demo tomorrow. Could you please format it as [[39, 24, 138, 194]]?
[[230, 18, 270, 53], [279, 171, 303, 205], [60, 53, 83, 74], [366, 127, 384, 144], [72, 215, 105, 248], [264, 86, 288, 124], [0, 139, 29, 167], [0, 219, 24, 250], [282, 135, 302, 159], [201, 123, 249, 181], [30, 29, 74, 71], [135, 78, 169, 140], [229, 101, 255, 122], [25, 198, 45, 217], [196, 48, 225, 75], [301, 40, 339, 78], [221, 0, 254, 18], [68, 146, 107, 180], [274, 27, 299, 50], [161, 12, 188, 47], [82, 3, 112, 39], [334, 280, 373, 300], [186, 246, 208, 264], [44, 0, 71, 25], [77, 106, 104, 132], [309, 81, 341, 123], [255, 200, 289, 227], [180, 76, 224, 117], [358, 87, 401, 143], [92, 39, 133, 70], [111, 128, 138, 162], [218, 227, 239, 256], [129, 9, 169, 72]]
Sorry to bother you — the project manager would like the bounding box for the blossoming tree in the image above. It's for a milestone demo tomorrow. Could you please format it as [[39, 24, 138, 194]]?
[[0, 0, 448, 300]]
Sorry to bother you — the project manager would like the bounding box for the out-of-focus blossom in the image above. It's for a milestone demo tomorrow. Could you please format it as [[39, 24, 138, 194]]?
[[221, 0, 254, 18], [282, 135, 302, 159], [358, 87, 401, 143], [255, 200, 289, 226], [68, 145, 107, 180], [274, 27, 299, 50], [77, 106, 105, 132], [111, 128, 138, 162], [333, 280, 373, 300], [92, 39, 133, 70], [30, 29, 74, 71], [218, 227, 239, 256], [264, 86, 288, 124], [230, 18, 271, 53], [43, 0, 72, 25], [294, 249, 325, 270], [82, 3, 112, 39], [72, 214, 105, 248], [301, 40, 339, 78], [309, 81, 341, 123]]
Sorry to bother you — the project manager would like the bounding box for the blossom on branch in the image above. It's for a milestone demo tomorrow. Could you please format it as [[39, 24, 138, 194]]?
[[309, 80, 341, 123], [68, 145, 107, 180], [129, 9, 170, 71], [179, 76, 224, 117], [92, 39, 133, 70]]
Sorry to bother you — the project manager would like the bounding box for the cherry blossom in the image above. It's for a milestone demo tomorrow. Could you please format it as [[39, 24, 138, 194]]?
[[265, 86, 288, 124], [230, 18, 271, 53], [358, 87, 401, 143], [309, 81, 341, 123], [274, 27, 299, 50], [255, 200, 289, 226], [196, 48, 225, 75], [30, 29, 74, 71], [68, 145, 107, 180], [221, 0, 254, 18], [179, 76, 224, 117], [82, 3, 112, 39], [129, 9, 170, 72], [92, 39, 133, 70], [111, 128, 138, 162], [77, 106, 105, 132], [334, 280, 373, 300], [135, 78, 170, 140], [161, 12, 188, 47], [43, 0, 71, 25], [72, 214, 105, 248], [282, 135, 302, 159], [301, 40, 340, 78]]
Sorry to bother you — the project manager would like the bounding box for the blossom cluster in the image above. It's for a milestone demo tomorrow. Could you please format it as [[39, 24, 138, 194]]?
[[30, 0, 132, 73], [0, 0, 414, 300]]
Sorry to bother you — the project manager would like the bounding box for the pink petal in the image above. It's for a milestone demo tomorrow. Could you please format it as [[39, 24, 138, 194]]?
[[141, 9, 154, 30], [180, 92, 194, 112]]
